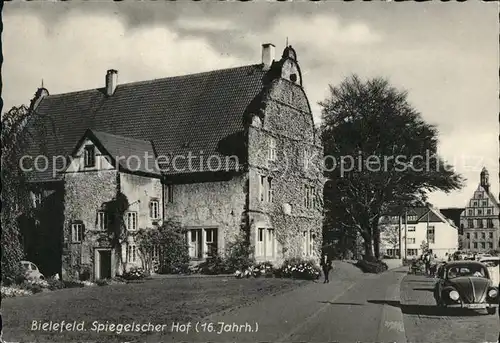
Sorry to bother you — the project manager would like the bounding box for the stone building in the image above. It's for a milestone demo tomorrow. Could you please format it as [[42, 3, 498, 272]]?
[[22, 44, 324, 280], [460, 167, 500, 252]]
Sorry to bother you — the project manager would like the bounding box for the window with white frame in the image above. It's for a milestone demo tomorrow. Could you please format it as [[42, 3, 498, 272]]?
[[482, 200, 488, 206], [427, 226, 435, 244], [149, 199, 160, 219], [97, 211, 108, 230], [407, 215, 418, 221], [407, 249, 418, 256], [304, 185, 315, 209], [407, 237, 416, 244], [256, 228, 275, 258], [407, 226, 416, 232], [125, 212, 138, 231], [259, 175, 266, 202], [267, 177, 273, 203], [127, 244, 137, 263], [205, 228, 218, 257], [268, 137, 276, 161], [71, 223, 83, 243], [186, 228, 218, 259], [468, 209, 473, 216], [302, 230, 315, 257]]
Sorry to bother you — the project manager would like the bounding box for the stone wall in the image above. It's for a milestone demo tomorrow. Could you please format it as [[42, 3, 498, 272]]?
[[62, 170, 118, 280], [164, 174, 247, 254], [247, 78, 324, 265]]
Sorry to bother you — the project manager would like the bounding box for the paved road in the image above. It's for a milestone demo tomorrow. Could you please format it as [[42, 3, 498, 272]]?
[[152, 264, 408, 343], [401, 274, 499, 343]]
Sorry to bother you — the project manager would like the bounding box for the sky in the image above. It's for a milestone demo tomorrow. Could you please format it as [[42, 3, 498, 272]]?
[[3, 1, 499, 209]]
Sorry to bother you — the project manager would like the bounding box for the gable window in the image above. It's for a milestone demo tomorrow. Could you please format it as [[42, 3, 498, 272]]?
[[149, 199, 160, 219], [127, 244, 137, 263], [468, 219, 474, 228], [84, 145, 96, 168], [427, 226, 435, 244], [256, 228, 275, 258], [487, 209, 492, 215], [482, 200, 488, 206], [97, 211, 109, 231], [71, 222, 84, 243], [268, 137, 276, 161], [166, 185, 174, 203], [407, 215, 418, 222], [472, 201, 477, 207], [302, 230, 315, 257], [125, 212, 138, 231], [468, 209, 473, 216]]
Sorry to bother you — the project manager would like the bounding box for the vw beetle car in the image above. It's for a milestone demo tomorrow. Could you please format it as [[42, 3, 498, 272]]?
[[21, 260, 45, 280], [433, 261, 498, 315]]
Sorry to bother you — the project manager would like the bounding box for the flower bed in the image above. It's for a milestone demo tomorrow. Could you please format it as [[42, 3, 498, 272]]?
[[234, 259, 321, 281]]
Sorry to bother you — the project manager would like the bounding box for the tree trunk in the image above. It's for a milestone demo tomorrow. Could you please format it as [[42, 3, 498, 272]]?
[[363, 238, 373, 260]]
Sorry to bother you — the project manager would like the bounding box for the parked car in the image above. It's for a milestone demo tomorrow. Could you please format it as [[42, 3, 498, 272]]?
[[21, 260, 45, 280], [433, 261, 498, 315], [479, 257, 500, 286]]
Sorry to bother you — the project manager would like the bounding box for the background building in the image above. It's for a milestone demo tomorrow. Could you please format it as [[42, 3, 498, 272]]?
[[380, 205, 459, 260], [460, 168, 500, 252]]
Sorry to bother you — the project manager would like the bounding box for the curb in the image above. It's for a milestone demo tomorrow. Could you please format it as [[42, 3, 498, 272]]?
[[150, 273, 234, 279], [376, 269, 407, 343]]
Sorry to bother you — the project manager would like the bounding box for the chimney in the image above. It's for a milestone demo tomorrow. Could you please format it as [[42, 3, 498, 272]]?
[[105, 69, 118, 96], [261, 43, 275, 70]]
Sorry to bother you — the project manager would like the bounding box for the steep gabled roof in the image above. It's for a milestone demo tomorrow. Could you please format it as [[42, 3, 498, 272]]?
[[68, 129, 162, 177], [440, 208, 464, 227], [23, 64, 270, 182]]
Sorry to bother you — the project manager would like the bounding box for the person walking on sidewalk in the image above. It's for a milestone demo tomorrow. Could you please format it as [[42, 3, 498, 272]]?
[[321, 252, 333, 283]]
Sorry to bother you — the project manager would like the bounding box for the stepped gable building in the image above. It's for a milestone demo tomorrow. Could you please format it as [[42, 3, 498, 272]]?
[[460, 167, 500, 252], [22, 44, 325, 280]]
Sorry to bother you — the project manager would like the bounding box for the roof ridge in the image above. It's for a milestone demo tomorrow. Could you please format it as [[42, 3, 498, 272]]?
[[42, 64, 262, 99], [91, 129, 151, 143]]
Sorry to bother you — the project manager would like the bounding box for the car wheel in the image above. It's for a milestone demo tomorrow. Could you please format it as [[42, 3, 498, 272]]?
[[487, 307, 497, 315]]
